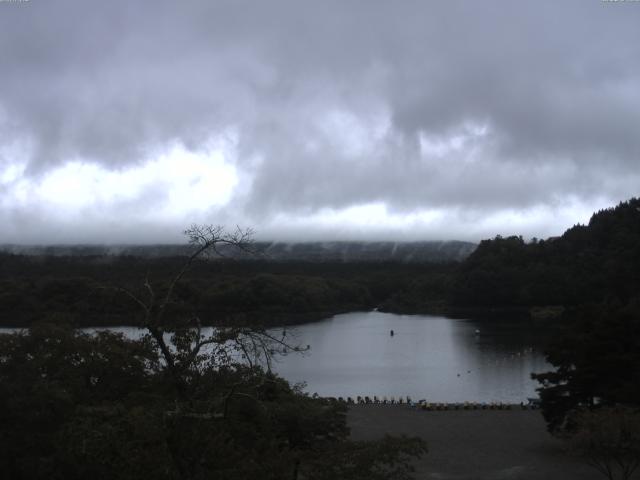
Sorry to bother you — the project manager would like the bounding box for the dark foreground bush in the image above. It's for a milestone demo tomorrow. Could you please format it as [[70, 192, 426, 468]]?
[[0, 323, 426, 480]]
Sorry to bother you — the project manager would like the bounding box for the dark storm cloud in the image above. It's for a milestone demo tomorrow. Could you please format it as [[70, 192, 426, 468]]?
[[0, 0, 639, 241]]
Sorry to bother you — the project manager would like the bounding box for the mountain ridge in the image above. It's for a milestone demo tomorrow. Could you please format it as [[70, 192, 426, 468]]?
[[0, 240, 477, 263]]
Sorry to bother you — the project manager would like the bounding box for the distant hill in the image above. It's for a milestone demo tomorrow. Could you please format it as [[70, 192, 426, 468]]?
[[257, 241, 476, 263], [452, 197, 640, 308], [0, 240, 476, 263]]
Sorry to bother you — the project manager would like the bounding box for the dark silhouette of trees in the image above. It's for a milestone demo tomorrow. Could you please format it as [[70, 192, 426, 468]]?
[[452, 198, 640, 310], [0, 225, 427, 479], [0, 255, 454, 327], [532, 305, 640, 433]]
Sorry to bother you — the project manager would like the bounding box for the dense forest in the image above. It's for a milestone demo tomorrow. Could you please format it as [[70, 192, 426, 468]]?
[[453, 198, 640, 311], [2, 199, 639, 328], [0, 255, 455, 328]]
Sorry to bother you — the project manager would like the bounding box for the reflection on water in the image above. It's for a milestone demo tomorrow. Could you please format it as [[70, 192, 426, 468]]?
[[0, 311, 550, 403], [269, 311, 550, 403]]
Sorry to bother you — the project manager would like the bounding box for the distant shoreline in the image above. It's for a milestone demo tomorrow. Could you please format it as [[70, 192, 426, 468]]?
[[0, 305, 560, 329]]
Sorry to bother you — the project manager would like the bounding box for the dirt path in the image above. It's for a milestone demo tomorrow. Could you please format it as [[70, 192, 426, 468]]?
[[347, 406, 608, 480]]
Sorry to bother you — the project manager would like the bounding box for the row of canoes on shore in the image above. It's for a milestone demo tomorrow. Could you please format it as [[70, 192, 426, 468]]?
[[319, 395, 540, 410]]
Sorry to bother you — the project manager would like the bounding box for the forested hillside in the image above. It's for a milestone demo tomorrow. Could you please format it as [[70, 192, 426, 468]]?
[[2, 198, 639, 328], [452, 198, 640, 309], [442, 198, 640, 433], [0, 255, 454, 327]]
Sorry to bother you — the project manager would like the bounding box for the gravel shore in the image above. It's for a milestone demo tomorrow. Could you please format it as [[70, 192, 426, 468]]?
[[347, 406, 606, 480]]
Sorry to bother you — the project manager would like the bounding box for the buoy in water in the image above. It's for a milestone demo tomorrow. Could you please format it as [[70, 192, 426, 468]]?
[[390, 329, 394, 336]]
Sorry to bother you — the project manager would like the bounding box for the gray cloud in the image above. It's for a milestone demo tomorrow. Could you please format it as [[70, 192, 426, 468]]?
[[1, 0, 639, 242]]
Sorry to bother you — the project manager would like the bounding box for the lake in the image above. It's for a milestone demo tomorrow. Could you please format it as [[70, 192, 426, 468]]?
[[270, 311, 549, 403], [0, 311, 549, 403]]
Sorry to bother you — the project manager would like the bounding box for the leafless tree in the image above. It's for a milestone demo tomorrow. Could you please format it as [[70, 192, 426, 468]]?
[[113, 225, 305, 390]]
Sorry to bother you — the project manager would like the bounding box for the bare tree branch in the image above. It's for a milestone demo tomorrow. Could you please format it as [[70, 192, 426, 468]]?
[[105, 224, 307, 397]]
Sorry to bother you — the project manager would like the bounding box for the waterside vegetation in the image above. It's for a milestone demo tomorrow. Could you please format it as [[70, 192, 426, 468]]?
[[1, 198, 639, 478], [0, 225, 427, 480]]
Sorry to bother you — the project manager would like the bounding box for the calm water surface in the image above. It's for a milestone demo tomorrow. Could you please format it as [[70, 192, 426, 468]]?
[[270, 311, 549, 403], [1, 311, 549, 403]]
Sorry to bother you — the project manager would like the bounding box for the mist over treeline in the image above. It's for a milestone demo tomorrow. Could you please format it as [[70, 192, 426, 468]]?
[[0, 240, 476, 263], [1, 198, 638, 328]]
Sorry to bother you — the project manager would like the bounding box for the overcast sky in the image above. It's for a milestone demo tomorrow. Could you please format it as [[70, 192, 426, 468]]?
[[1, 0, 639, 244]]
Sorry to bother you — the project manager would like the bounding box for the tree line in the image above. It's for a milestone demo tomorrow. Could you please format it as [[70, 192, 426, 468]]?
[[452, 198, 640, 309], [0, 225, 427, 480], [0, 253, 455, 328]]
